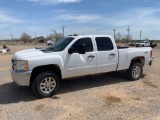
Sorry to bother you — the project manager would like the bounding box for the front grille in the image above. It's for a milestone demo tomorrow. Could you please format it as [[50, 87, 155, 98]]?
[[12, 59, 16, 70]]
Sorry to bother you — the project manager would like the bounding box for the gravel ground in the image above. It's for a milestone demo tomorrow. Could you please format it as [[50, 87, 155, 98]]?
[[0, 45, 160, 120]]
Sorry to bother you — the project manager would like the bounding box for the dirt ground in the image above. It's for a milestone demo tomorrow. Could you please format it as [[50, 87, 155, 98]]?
[[0, 45, 160, 120]]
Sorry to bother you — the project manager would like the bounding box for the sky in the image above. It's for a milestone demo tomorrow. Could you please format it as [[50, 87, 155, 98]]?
[[0, 0, 160, 40]]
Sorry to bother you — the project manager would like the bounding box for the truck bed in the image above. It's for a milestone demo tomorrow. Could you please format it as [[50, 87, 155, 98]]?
[[117, 47, 152, 71]]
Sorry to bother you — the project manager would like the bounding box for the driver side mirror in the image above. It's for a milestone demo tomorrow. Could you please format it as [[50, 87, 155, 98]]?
[[68, 44, 86, 54], [68, 47, 73, 54]]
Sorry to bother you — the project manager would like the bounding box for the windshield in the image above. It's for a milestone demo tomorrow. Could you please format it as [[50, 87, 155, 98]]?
[[48, 37, 74, 52]]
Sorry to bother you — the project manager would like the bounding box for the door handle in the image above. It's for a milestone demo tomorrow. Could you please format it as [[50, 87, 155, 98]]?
[[109, 53, 116, 56], [88, 55, 95, 58]]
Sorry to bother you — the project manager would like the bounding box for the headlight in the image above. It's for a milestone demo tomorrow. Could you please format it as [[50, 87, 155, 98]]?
[[16, 60, 29, 71]]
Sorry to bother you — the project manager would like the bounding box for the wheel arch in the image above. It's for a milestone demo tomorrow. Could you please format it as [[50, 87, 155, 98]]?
[[130, 56, 145, 67], [30, 64, 61, 86]]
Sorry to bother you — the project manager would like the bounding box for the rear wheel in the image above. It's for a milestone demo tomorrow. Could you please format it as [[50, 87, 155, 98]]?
[[126, 62, 143, 80], [32, 71, 60, 98]]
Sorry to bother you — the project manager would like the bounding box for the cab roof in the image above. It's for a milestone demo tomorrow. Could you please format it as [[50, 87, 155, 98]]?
[[67, 34, 113, 38]]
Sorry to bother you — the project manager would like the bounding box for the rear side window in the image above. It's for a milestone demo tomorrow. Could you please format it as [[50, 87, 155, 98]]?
[[72, 37, 93, 52], [95, 37, 113, 51]]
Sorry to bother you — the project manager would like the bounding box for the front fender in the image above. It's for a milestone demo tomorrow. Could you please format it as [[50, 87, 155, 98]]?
[[28, 55, 64, 73]]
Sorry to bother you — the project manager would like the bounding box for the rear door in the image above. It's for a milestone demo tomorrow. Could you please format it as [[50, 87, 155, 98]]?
[[95, 37, 118, 73]]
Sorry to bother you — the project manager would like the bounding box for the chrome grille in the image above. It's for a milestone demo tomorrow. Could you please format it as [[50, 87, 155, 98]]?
[[12, 59, 16, 70]]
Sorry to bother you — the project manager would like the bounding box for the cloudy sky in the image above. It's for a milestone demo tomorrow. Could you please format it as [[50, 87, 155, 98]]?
[[0, 0, 160, 40]]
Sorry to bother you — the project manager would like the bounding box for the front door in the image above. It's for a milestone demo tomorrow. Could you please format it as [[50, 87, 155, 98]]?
[[63, 37, 96, 78]]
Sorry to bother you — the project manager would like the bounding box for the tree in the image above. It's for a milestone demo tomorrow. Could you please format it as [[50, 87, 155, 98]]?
[[46, 30, 63, 42], [121, 35, 133, 44], [115, 32, 122, 43], [20, 32, 32, 43], [46, 34, 55, 41]]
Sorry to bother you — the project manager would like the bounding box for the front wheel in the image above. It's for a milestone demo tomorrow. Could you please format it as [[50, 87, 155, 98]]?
[[32, 71, 60, 98], [126, 62, 143, 80]]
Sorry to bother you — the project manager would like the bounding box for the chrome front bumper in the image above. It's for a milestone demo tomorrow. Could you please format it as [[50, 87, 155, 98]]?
[[10, 68, 32, 86]]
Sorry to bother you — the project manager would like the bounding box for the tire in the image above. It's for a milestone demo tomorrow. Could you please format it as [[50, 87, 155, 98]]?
[[48, 43, 52, 46], [32, 71, 60, 98], [126, 62, 143, 81]]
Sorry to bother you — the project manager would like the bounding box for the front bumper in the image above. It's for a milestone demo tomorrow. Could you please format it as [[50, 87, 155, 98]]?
[[10, 68, 32, 86]]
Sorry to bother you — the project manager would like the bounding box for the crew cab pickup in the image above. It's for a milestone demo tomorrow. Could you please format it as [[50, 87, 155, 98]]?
[[11, 35, 153, 98]]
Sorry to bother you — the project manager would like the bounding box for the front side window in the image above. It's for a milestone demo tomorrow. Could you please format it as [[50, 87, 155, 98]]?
[[71, 37, 93, 53], [48, 37, 74, 51], [95, 37, 113, 51]]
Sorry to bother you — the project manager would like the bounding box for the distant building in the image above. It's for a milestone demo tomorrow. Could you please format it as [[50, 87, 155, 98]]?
[[32, 36, 46, 43]]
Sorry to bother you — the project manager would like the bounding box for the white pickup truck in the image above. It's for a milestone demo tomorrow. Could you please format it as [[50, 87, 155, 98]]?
[[136, 41, 157, 48], [11, 35, 153, 98], [136, 41, 150, 47]]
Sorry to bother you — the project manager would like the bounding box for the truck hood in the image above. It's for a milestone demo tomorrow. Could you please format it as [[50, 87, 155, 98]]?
[[13, 48, 44, 60]]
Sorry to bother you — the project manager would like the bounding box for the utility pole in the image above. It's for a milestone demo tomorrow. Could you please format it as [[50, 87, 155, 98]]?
[[113, 29, 116, 40], [10, 34, 12, 40], [140, 30, 142, 40], [62, 26, 65, 37], [34, 32, 36, 38], [126, 26, 130, 46], [10, 34, 14, 45], [34, 32, 36, 47]]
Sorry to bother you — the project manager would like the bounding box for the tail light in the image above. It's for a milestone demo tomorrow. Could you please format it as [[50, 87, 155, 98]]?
[[150, 50, 152, 58]]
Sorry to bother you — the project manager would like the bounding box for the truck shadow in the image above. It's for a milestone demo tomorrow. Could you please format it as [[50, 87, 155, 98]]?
[[58, 71, 129, 95], [0, 71, 135, 104], [0, 83, 37, 104]]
